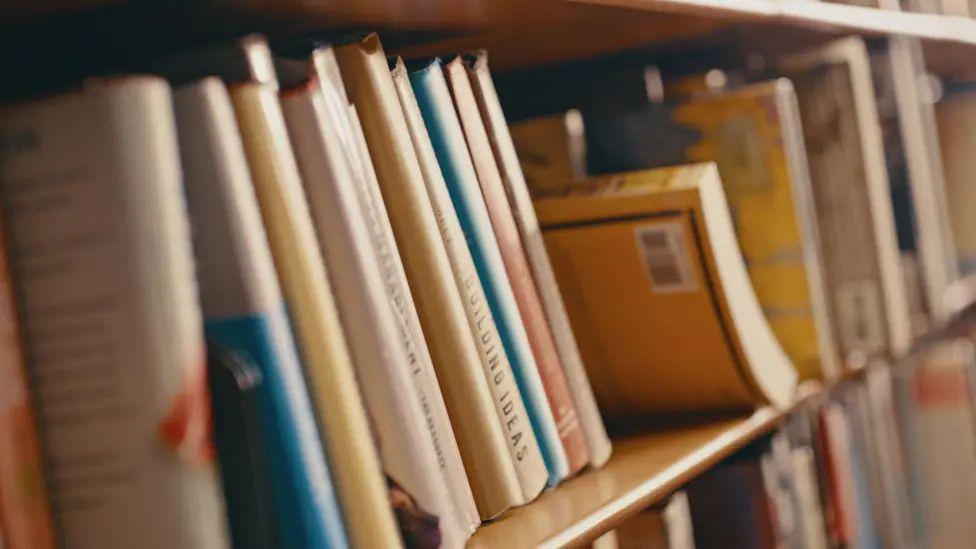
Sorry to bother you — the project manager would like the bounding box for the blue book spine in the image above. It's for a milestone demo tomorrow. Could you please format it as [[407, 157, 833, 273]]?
[[409, 59, 567, 483], [206, 312, 348, 549]]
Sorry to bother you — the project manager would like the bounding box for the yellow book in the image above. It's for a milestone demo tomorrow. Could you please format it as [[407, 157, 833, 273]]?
[[229, 82, 403, 549], [936, 90, 976, 276], [536, 163, 797, 417], [586, 80, 837, 380], [508, 110, 587, 195]]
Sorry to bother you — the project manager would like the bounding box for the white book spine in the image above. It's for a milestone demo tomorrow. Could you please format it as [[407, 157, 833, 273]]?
[[281, 86, 469, 547], [314, 68, 481, 530], [0, 78, 228, 549]]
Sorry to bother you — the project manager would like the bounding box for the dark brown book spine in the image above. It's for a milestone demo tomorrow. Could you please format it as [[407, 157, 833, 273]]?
[[444, 58, 589, 475]]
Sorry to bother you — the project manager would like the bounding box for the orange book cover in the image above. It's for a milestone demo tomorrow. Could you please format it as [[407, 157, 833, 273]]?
[[444, 58, 589, 474], [0, 217, 56, 549]]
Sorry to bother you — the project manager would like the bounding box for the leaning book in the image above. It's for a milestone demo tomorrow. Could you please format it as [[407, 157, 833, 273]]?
[[535, 163, 798, 417]]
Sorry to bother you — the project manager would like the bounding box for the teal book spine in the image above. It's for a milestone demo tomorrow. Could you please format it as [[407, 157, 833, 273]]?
[[409, 59, 568, 483]]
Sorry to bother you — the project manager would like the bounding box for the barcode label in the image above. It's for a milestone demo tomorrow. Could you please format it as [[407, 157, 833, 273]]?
[[635, 222, 697, 294]]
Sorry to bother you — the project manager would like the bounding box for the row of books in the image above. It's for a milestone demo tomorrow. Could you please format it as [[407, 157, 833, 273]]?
[[0, 27, 967, 549], [0, 33, 624, 549], [499, 34, 966, 381], [821, 0, 976, 16], [588, 317, 976, 549]]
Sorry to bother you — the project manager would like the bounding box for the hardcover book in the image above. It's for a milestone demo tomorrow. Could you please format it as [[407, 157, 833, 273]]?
[[390, 57, 548, 504], [508, 110, 587, 194], [174, 78, 349, 549], [584, 80, 839, 380], [781, 37, 913, 363], [535, 163, 798, 416], [465, 51, 612, 468], [335, 34, 522, 518], [935, 88, 976, 275], [229, 81, 403, 549], [0, 77, 228, 549]]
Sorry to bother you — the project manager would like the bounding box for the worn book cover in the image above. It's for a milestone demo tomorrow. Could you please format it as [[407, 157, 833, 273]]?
[[585, 80, 838, 380], [535, 163, 797, 416], [782, 37, 912, 363]]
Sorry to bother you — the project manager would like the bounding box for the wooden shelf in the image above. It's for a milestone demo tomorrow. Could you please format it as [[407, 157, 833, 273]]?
[[468, 382, 823, 548]]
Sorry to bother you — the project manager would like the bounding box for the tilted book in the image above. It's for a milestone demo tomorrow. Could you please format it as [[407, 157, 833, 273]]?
[[280, 76, 471, 547], [535, 163, 798, 416], [585, 80, 838, 380], [334, 34, 524, 519], [507, 110, 587, 195], [444, 56, 590, 476], [390, 58, 547, 505], [0, 77, 228, 549], [173, 78, 347, 549], [0, 214, 55, 549], [409, 58, 573, 484], [781, 37, 912, 363], [464, 52, 612, 469], [228, 81, 403, 549], [298, 47, 481, 537]]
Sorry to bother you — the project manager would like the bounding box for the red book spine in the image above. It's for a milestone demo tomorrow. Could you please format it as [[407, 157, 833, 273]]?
[[0, 216, 56, 549], [444, 58, 589, 475]]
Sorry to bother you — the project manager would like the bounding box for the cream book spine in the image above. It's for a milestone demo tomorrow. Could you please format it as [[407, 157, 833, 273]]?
[[464, 52, 613, 468], [335, 34, 523, 518], [391, 58, 548, 502], [306, 47, 481, 535], [280, 81, 471, 547], [228, 81, 402, 549], [0, 77, 228, 549]]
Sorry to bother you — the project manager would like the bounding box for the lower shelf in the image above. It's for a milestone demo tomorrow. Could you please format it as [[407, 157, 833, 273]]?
[[468, 382, 822, 548]]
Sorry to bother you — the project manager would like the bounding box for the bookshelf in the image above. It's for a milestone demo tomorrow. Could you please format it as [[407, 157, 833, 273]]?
[[2, 1, 973, 547]]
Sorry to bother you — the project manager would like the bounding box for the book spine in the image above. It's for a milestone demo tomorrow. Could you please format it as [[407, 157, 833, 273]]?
[[281, 84, 467, 548], [0, 78, 229, 549], [0, 214, 56, 549], [408, 60, 572, 483], [464, 54, 613, 468], [391, 59, 548, 503], [334, 34, 524, 519], [173, 78, 348, 549], [315, 70, 481, 530], [229, 82, 402, 549], [444, 58, 590, 476]]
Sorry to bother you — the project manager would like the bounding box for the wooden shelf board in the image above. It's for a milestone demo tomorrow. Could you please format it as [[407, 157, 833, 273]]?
[[468, 382, 822, 548]]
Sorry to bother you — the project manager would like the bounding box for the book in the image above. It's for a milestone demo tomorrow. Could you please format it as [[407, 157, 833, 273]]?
[[686, 453, 778, 549], [280, 74, 470, 547], [205, 345, 276, 549], [818, 401, 861, 547], [296, 47, 482, 538], [0, 212, 55, 549], [780, 37, 913, 363], [464, 51, 612, 467], [535, 163, 798, 415], [584, 80, 839, 380], [614, 492, 696, 549], [228, 81, 403, 549], [444, 57, 591, 476], [869, 37, 959, 324], [408, 57, 571, 487], [173, 78, 349, 549], [894, 340, 976, 549], [508, 110, 587, 194], [935, 88, 976, 275], [334, 34, 520, 519], [389, 57, 548, 504], [0, 77, 228, 548]]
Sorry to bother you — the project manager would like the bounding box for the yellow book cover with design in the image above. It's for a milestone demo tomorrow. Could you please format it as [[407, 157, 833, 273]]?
[[535, 163, 797, 417], [586, 80, 837, 380]]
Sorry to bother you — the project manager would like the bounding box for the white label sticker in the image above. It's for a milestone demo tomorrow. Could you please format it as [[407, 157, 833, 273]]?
[[635, 221, 698, 294], [836, 279, 885, 356]]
